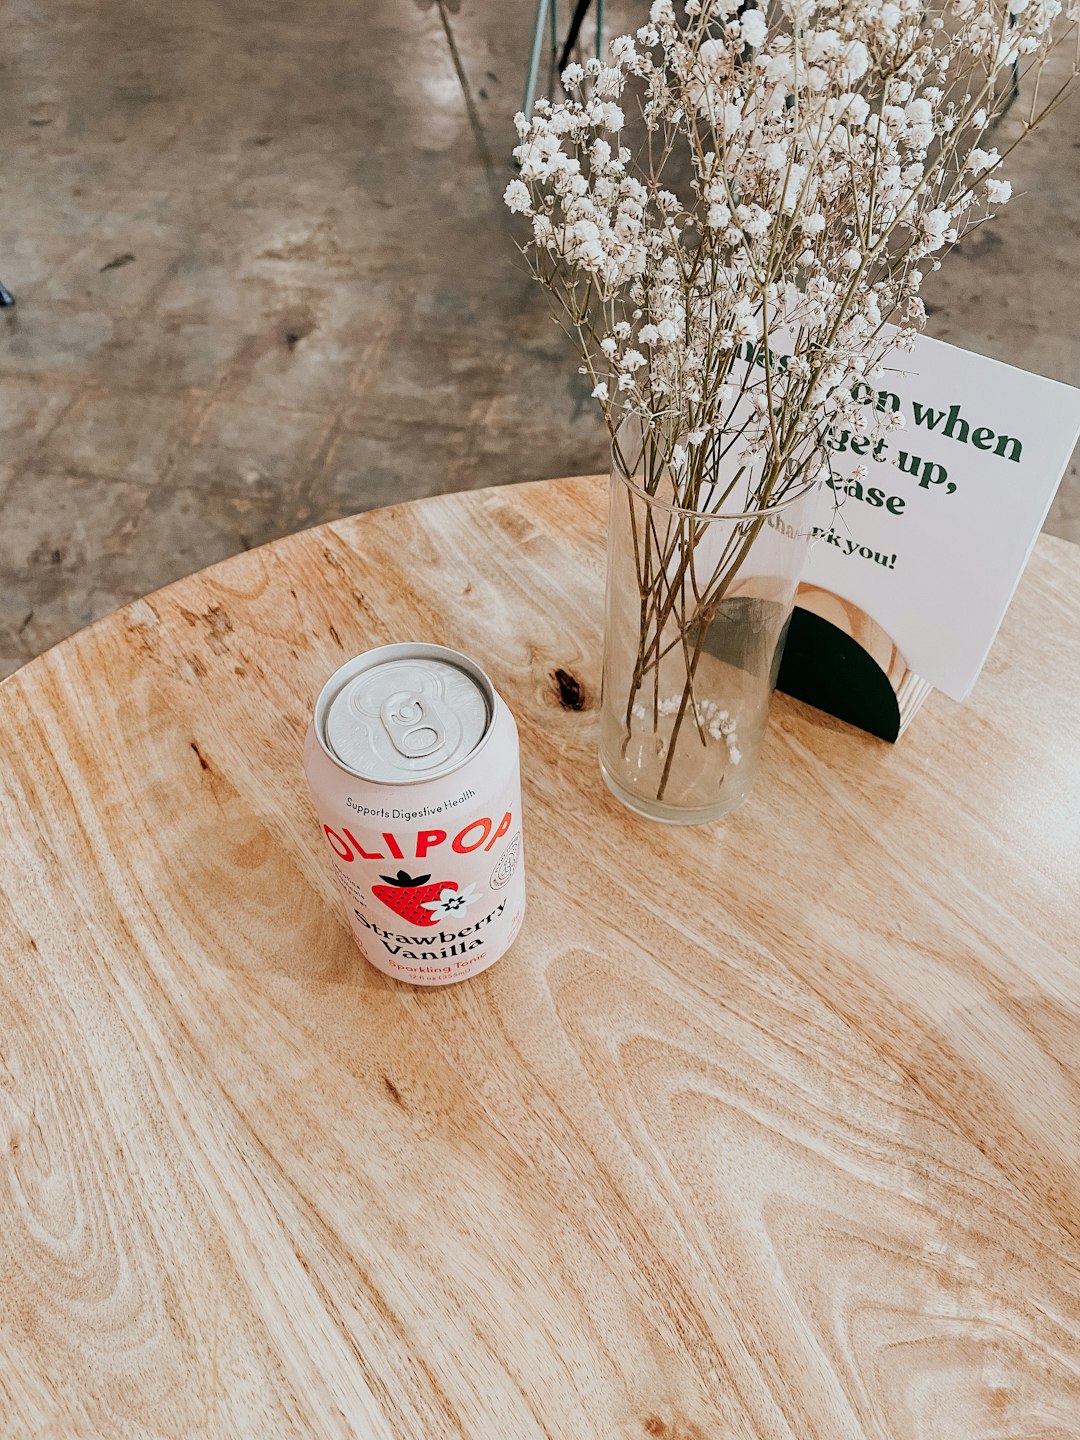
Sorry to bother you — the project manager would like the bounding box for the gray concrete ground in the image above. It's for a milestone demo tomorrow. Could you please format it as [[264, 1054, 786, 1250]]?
[[1, 0, 1077, 677]]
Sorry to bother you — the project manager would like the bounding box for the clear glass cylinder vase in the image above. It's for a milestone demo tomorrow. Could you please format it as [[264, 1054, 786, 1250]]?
[[599, 441, 821, 825]]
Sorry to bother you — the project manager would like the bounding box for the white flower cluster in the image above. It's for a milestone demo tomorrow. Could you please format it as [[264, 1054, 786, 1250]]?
[[506, 0, 1075, 499], [632, 694, 742, 760]]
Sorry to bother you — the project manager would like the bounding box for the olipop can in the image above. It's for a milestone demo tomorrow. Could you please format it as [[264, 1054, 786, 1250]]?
[[303, 643, 526, 986]]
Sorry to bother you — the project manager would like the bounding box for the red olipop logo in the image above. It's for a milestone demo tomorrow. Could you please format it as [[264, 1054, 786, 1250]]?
[[322, 811, 513, 864]]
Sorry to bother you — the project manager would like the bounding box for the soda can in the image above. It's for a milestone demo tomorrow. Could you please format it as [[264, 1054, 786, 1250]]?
[[303, 642, 526, 986]]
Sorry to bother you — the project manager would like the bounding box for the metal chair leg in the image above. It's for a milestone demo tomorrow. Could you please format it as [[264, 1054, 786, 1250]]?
[[523, 0, 552, 119], [523, 0, 604, 128], [559, 0, 594, 72]]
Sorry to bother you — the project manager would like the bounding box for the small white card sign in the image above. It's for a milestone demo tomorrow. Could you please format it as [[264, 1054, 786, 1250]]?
[[805, 333, 1080, 700]]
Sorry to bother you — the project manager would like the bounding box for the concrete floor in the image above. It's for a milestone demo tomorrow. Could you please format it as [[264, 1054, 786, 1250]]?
[[1, 0, 1078, 677]]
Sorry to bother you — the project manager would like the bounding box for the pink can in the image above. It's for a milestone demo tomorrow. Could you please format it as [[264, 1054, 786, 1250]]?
[[304, 643, 526, 986]]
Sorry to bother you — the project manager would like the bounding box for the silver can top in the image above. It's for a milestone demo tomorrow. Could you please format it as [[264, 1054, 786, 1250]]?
[[315, 643, 494, 783]]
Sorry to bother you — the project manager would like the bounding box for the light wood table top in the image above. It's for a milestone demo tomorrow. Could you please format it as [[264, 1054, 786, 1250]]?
[[2, 475, 1079, 1439]]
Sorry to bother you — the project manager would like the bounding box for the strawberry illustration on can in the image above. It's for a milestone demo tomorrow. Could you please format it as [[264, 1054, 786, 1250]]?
[[303, 643, 526, 986], [372, 870, 457, 927]]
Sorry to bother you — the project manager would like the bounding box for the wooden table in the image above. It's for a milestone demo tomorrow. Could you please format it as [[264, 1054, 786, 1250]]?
[[2, 476, 1079, 1439]]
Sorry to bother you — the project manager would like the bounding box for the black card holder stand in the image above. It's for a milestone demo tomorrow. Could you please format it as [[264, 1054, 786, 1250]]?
[[776, 590, 932, 741]]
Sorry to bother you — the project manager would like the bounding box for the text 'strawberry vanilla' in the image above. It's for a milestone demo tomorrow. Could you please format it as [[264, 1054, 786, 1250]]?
[[304, 643, 525, 986]]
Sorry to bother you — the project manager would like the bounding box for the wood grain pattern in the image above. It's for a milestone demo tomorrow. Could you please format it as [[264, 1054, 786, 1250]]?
[[2, 475, 1079, 1439]]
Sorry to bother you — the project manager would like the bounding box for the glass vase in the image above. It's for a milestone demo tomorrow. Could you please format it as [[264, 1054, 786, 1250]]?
[[599, 437, 822, 825]]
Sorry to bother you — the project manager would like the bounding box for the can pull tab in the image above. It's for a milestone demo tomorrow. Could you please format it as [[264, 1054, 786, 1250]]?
[[380, 690, 444, 758]]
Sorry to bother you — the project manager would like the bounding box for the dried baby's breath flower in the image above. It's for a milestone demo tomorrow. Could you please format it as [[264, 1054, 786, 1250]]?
[[507, 0, 1075, 506]]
